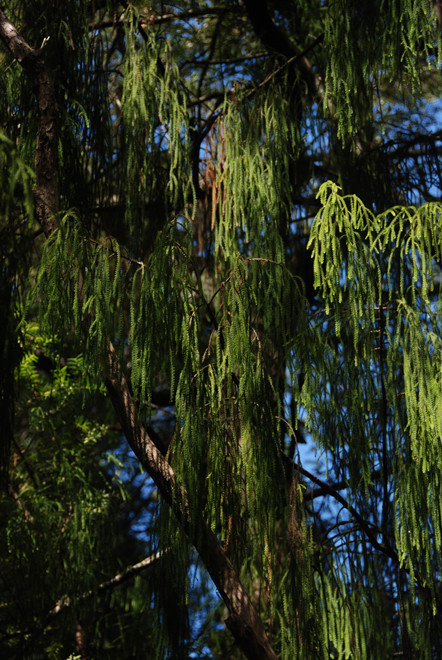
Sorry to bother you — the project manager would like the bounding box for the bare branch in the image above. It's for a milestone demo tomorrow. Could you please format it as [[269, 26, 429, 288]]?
[[49, 550, 165, 618], [0, 9, 38, 63], [89, 6, 240, 32]]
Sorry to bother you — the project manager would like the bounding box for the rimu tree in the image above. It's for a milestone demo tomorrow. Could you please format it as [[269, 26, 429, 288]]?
[[1, 1, 442, 658]]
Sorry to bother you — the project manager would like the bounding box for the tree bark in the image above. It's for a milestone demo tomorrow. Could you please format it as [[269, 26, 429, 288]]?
[[104, 343, 278, 660], [239, 0, 321, 98]]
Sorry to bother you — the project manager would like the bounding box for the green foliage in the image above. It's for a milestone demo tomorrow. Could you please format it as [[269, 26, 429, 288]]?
[[1, 1, 442, 658], [0, 130, 35, 471], [1, 322, 165, 657], [324, 0, 442, 140], [305, 183, 442, 653]]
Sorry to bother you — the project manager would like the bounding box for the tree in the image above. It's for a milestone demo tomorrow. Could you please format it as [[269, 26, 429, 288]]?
[[1, 1, 442, 658]]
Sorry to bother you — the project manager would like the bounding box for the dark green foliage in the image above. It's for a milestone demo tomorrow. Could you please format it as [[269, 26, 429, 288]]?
[[1, 325, 156, 657]]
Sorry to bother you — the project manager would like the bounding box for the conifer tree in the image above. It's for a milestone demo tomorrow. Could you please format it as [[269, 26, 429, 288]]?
[[1, 1, 442, 658]]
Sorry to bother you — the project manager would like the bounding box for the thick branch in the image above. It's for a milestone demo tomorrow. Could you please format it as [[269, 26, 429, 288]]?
[[32, 62, 59, 235], [0, 9, 38, 62], [239, 0, 322, 99], [104, 343, 278, 660]]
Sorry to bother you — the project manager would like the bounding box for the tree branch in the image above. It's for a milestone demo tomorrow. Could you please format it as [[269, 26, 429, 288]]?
[[104, 342, 278, 660], [48, 550, 165, 619], [89, 6, 240, 32], [284, 455, 399, 562], [238, 0, 322, 99], [1, 551, 167, 650]]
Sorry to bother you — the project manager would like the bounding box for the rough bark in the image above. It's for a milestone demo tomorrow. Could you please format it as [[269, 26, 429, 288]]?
[[0, 9, 278, 659], [104, 343, 278, 660], [434, 0, 442, 27]]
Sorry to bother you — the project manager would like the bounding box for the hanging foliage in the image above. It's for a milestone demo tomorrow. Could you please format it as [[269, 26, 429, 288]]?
[[0, 1, 442, 658]]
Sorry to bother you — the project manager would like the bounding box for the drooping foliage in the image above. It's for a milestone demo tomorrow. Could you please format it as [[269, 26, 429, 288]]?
[[1, 1, 442, 658], [324, 0, 442, 139], [1, 322, 167, 657]]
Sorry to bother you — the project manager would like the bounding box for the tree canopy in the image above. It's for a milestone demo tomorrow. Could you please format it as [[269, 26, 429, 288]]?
[[1, 1, 442, 658]]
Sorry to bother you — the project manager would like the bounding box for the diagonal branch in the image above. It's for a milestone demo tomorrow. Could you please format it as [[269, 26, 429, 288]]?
[[2, 551, 167, 650], [239, 0, 322, 99], [284, 454, 399, 562], [48, 550, 165, 620], [104, 343, 278, 660]]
